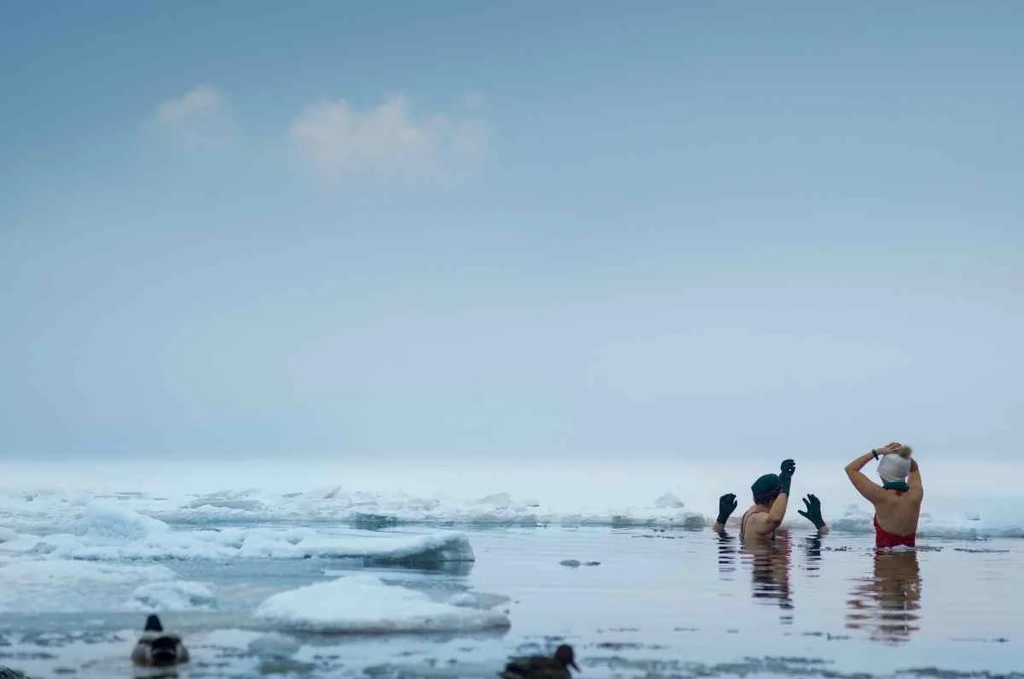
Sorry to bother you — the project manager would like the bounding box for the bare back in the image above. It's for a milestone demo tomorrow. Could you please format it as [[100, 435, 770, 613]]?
[[873, 490, 922, 537], [846, 453, 924, 539], [740, 505, 776, 543]]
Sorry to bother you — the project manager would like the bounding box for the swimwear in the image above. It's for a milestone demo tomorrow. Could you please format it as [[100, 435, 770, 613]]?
[[741, 508, 776, 541], [874, 515, 915, 549]]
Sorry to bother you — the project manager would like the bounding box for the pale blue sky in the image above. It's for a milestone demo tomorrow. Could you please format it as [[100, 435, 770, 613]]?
[[1, 1, 1022, 461]]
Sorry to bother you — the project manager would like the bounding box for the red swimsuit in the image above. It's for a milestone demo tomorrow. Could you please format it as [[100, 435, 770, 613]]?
[[874, 515, 916, 548]]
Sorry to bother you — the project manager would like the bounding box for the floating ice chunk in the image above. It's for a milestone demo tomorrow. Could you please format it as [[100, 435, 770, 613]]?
[[240, 531, 474, 565], [132, 580, 217, 611], [448, 591, 511, 609], [0, 533, 46, 555], [247, 632, 301, 658], [448, 592, 478, 607], [74, 501, 169, 541], [303, 531, 474, 564], [653, 492, 685, 509], [195, 628, 266, 649], [474, 493, 514, 507], [0, 559, 175, 613], [15, 525, 475, 564], [185, 491, 267, 512], [0, 559, 174, 585], [254, 575, 510, 634]]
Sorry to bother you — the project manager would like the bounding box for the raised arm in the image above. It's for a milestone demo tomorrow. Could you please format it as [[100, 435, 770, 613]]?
[[846, 444, 901, 504], [767, 490, 790, 526], [745, 491, 790, 535], [906, 457, 924, 503], [797, 494, 830, 535], [712, 493, 738, 533], [747, 459, 795, 535]]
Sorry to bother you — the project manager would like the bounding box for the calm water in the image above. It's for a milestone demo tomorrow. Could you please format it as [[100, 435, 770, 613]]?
[[2, 521, 1022, 678]]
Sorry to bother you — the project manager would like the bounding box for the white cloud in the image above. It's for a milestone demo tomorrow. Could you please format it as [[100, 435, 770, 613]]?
[[289, 95, 489, 184], [149, 86, 234, 150], [156, 86, 222, 126]]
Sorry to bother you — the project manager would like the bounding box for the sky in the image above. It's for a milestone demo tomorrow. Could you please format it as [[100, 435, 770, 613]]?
[[1, 1, 1022, 464]]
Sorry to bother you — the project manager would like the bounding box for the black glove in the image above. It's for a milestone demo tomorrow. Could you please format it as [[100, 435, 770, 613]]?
[[717, 493, 738, 525], [797, 493, 826, 529], [779, 459, 795, 495]]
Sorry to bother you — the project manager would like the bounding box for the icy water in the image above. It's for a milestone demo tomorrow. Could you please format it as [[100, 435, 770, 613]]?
[[2, 519, 1023, 678], [3, 459, 1024, 678]]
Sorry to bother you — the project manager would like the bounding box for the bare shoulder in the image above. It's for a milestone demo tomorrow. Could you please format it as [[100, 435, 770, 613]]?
[[904, 490, 924, 505], [744, 511, 778, 534], [875, 493, 902, 510]]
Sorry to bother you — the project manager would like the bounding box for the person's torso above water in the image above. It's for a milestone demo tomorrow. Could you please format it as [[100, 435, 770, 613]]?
[[873, 489, 922, 538], [740, 506, 777, 543]]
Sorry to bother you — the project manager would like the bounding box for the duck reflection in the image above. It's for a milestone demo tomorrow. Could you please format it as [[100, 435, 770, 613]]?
[[845, 549, 922, 642]]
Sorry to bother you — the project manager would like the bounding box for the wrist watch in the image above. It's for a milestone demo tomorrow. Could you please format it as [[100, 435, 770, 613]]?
[[871, 449, 879, 460]]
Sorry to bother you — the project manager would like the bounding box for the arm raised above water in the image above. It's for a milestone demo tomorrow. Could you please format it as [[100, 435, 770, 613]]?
[[797, 493, 830, 534], [746, 491, 790, 535], [712, 493, 738, 532], [845, 449, 890, 504], [906, 457, 924, 503]]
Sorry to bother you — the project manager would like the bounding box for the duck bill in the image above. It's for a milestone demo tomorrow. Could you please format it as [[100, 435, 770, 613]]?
[[571, 661, 581, 671]]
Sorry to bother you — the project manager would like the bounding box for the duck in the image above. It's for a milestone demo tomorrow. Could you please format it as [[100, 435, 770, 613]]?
[[499, 644, 580, 679], [130, 614, 190, 667]]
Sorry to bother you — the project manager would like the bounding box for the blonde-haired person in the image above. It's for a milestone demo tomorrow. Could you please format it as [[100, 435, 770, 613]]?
[[845, 442, 923, 549]]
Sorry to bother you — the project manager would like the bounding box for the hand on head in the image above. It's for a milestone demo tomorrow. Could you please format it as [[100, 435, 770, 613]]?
[[878, 442, 912, 457]]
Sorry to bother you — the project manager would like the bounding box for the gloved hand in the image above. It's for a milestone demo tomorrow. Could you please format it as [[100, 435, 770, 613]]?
[[797, 493, 826, 529], [717, 493, 738, 525], [779, 459, 796, 495]]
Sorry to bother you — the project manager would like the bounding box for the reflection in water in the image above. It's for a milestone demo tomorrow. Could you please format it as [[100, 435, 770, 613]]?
[[804, 535, 822, 574], [716, 530, 827, 622], [717, 532, 737, 579], [845, 549, 922, 643], [742, 533, 793, 620]]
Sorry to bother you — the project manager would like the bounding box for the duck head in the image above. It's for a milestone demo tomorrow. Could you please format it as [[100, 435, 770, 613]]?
[[144, 614, 164, 633], [554, 644, 579, 672]]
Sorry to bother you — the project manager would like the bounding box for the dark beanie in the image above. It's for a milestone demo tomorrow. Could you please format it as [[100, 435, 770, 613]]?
[[751, 473, 781, 502]]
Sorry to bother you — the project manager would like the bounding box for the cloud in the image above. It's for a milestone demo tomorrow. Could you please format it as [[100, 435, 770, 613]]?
[[149, 86, 234, 150], [156, 86, 222, 125], [288, 95, 489, 185]]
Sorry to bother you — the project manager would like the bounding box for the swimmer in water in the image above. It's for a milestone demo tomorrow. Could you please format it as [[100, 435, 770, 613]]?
[[712, 459, 830, 540], [844, 442, 923, 549]]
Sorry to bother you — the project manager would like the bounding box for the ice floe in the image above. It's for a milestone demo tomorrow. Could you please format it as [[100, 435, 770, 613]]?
[[131, 579, 217, 611], [0, 559, 176, 613], [1, 502, 475, 563], [254, 574, 510, 634]]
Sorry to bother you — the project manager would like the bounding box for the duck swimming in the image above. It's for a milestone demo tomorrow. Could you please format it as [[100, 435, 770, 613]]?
[[499, 644, 580, 679], [131, 615, 190, 667]]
